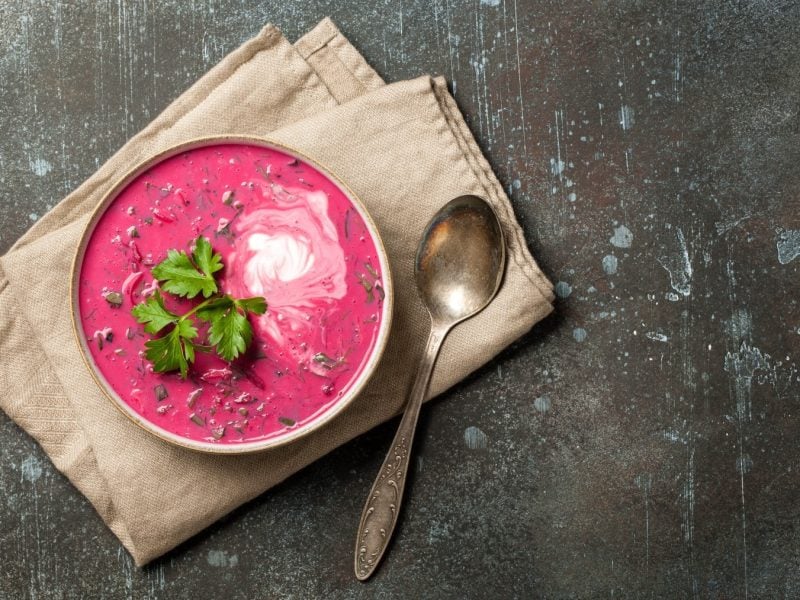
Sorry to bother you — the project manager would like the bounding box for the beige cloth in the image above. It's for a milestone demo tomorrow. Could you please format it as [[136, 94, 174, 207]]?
[[0, 19, 553, 566]]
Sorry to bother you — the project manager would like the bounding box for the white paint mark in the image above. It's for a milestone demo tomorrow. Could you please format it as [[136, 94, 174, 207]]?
[[29, 157, 53, 177], [602, 254, 618, 274], [428, 520, 453, 544], [645, 332, 669, 342], [533, 395, 551, 413], [29, 213, 39, 222], [776, 230, 800, 264], [549, 157, 565, 176], [554, 281, 572, 298], [724, 342, 767, 422], [464, 426, 488, 449], [715, 211, 752, 235], [736, 454, 753, 475], [512, 0, 528, 157], [573, 327, 587, 342], [568, 192, 577, 202], [658, 228, 692, 296], [207, 550, 239, 568], [480, 0, 501, 5], [512, 178, 522, 190], [726, 308, 752, 342], [610, 225, 633, 248], [619, 105, 635, 130], [634, 474, 653, 569], [21, 455, 43, 483], [682, 450, 695, 555]]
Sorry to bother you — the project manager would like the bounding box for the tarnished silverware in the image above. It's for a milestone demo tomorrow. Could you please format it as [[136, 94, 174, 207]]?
[[354, 195, 506, 580]]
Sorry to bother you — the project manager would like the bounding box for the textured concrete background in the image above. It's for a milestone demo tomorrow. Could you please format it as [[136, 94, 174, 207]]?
[[1, 1, 800, 598]]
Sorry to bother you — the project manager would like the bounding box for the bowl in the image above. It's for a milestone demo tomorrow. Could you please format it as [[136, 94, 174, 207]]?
[[71, 137, 393, 453]]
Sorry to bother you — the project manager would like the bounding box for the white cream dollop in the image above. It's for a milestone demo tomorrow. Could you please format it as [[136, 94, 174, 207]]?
[[243, 232, 316, 291], [226, 187, 347, 344]]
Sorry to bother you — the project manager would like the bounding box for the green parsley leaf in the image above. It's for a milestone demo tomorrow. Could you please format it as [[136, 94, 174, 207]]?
[[236, 296, 268, 315], [131, 236, 267, 377], [195, 296, 234, 323], [207, 304, 252, 362], [192, 236, 224, 282], [196, 295, 265, 362], [131, 290, 179, 334], [151, 236, 222, 299], [143, 319, 198, 378]]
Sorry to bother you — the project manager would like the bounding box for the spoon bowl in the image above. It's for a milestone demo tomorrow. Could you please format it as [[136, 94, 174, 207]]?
[[416, 195, 505, 325], [355, 195, 506, 580]]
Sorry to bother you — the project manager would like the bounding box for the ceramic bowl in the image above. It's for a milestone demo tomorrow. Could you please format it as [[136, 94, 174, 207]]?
[[71, 137, 393, 453]]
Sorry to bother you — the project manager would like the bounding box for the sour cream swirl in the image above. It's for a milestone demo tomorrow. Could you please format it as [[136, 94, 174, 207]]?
[[226, 185, 347, 344]]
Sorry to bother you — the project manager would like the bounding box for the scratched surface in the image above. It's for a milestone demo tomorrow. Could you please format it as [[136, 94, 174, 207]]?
[[1, 1, 800, 598]]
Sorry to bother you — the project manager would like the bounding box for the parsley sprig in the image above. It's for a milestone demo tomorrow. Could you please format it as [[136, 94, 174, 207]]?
[[131, 236, 267, 378]]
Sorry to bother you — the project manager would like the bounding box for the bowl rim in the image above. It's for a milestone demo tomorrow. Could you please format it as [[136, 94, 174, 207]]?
[[70, 135, 394, 454]]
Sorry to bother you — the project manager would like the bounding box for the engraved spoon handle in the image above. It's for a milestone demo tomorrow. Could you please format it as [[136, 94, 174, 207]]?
[[354, 323, 448, 580]]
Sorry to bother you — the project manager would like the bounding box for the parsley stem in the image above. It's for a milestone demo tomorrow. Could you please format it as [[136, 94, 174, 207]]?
[[180, 295, 231, 320]]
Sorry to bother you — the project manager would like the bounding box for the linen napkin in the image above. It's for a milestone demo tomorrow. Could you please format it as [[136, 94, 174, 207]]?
[[0, 18, 553, 566]]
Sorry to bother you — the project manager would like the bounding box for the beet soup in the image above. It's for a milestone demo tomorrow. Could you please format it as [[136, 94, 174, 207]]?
[[75, 141, 389, 448]]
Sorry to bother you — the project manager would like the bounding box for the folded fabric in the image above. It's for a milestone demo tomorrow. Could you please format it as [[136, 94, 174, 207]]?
[[0, 18, 553, 566]]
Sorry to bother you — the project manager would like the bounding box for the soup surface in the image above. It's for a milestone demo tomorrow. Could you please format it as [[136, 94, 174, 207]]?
[[77, 142, 387, 445]]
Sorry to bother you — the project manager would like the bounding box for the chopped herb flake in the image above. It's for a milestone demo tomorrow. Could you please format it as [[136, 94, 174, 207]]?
[[365, 263, 379, 279], [104, 291, 123, 308], [154, 384, 169, 402]]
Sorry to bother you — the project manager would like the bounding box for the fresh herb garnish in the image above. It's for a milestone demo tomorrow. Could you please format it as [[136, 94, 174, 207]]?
[[151, 236, 223, 299], [131, 236, 267, 378]]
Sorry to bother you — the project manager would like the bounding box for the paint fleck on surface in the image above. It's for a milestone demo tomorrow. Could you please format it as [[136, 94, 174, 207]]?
[[207, 550, 239, 568], [20, 455, 43, 483], [573, 327, 588, 342], [658, 228, 692, 296], [736, 454, 754, 475], [602, 254, 618, 274], [619, 105, 635, 130], [724, 342, 768, 421], [610, 225, 633, 248], [555, 281, 572, 298], [464, 426, 488, 449], [776, 230, 800, 264], [726, 308, 752, 342], [645, 331, 668, 342], [29, 157, 53, 176], [534, 395, 551, 413]]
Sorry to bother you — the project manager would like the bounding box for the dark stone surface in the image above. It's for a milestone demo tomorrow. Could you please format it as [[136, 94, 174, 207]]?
[[1, 1, 799, 598]]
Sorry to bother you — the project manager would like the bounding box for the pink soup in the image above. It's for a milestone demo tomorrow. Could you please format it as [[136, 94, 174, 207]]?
[[77, 142, 387, 446]]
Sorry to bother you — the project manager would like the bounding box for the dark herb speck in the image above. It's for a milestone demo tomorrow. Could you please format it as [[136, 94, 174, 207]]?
[[154, 384, 168, 402], [104, 292, 123, 308]]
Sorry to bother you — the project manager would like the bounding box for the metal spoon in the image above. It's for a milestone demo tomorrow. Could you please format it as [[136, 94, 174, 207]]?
[[354, 195, 506, 580]]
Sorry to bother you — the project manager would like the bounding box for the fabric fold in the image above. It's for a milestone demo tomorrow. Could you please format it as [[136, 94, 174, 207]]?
[[0, 18, 552, 566]]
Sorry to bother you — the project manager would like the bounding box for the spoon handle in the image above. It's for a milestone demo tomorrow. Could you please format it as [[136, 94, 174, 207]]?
[[354, 324, 447, 580]]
